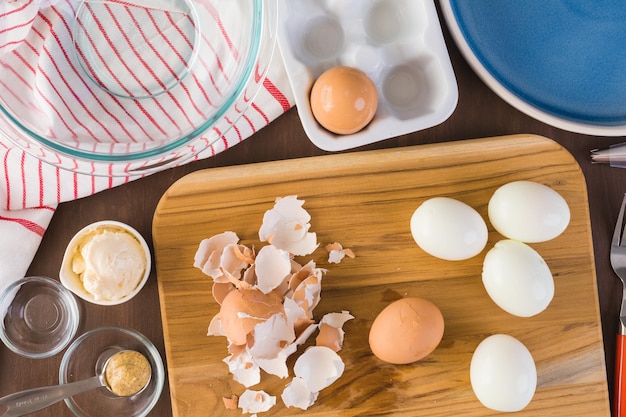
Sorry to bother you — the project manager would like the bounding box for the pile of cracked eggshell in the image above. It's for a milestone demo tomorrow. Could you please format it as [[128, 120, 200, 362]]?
[[410, 180, 571, 413], [193, 196, 355, 415]]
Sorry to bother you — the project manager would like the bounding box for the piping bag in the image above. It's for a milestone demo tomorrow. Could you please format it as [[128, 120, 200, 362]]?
[[591, 143, 626, 168]]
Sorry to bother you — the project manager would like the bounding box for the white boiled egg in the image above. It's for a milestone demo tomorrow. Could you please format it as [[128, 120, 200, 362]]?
[[488, 181, 570, 243], [471, 334, 537, 412], [410, 197, 488, 261], [482, 240, 554, 317]]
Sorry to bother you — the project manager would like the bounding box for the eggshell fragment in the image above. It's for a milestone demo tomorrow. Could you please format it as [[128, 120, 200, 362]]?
[[283, 297, 315, 335], [212, 282, 235, 305], [248, 313, 295, 359], [488, 180, 570, 243], [220, 244, 255, 282], [254, 245, 291, 294], [219, 288, 285, 345], [193, 231, 240, 278], [207, 313, 225, 337], [248, 319, 318, 380], [224, 349, 260, 387], [410, 197, 488, 261], [259, 196, 318, 256], [369, 297, 444, 364], [223, 395, 238, 410], [289, 261, 323, 318], [325, 242, 356, 264], [482, 240, 554, 317], [470, 334, 537, 412], [293, 346, 345, 392], [315, 311, 354, 352], [255, 344, 298, 379], [282, 377, 319, 411], [238, 390, 276, 414]]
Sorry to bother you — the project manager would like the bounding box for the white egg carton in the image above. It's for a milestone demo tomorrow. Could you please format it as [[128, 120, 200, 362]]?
[[277, 0, 458, 151]]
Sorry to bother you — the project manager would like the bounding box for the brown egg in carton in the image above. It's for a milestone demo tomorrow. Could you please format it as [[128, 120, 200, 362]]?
[[277, 0, 458, 151]]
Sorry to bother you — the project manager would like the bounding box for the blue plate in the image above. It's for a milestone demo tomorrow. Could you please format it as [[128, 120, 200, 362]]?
[[440, 0, 626, 135]]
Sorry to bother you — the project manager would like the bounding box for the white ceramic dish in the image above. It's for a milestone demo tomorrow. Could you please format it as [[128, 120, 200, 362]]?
[[60, 221, 151, 306], [277, 0, 458, 151]]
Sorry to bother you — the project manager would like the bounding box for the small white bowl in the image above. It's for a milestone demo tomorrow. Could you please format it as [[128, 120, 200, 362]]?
[[60, 221, 151, 306]]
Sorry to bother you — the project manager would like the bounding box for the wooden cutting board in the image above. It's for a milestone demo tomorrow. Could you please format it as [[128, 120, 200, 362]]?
[[153, 134, 609, 416]]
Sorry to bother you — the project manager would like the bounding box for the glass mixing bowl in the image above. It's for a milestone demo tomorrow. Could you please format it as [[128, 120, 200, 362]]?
[[0, 0, 277, 176]]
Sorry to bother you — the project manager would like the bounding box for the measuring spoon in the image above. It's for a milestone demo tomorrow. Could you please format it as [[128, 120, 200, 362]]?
[[0, 349, 151, 417]]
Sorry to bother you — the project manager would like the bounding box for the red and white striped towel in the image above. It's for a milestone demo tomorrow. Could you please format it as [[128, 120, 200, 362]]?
[[0, 0, 294, 292]]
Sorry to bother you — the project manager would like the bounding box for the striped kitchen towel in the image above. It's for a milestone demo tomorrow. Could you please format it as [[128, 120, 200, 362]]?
[[0, 0, 294, 292]]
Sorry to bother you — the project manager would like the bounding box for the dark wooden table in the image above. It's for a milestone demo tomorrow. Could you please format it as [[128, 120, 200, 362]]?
[[2, 8, 625, 417]]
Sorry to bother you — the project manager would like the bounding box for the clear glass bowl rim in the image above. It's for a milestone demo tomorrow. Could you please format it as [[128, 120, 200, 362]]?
[[0, 276, 80, 359], [59, 326, 165, 417]]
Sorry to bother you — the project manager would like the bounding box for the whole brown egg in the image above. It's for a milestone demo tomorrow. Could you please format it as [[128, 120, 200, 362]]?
[[310, 66, 378, 135], [368, 297, 444, 364]]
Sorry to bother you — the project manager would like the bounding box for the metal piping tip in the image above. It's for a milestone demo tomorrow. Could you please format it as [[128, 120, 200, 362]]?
[[590, 148, 610, 164], [590, 143, 626, 166]]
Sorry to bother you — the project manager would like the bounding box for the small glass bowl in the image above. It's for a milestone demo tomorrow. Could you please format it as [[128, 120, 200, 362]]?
[[0, 276, 80, 359], [60, 327, 165, 417]]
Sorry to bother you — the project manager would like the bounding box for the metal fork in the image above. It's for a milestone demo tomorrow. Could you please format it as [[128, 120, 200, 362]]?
[[611, 193, 626, 416]]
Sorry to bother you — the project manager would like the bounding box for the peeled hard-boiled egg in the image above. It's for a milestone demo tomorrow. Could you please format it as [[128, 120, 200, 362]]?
[[410, 197, 488, 261], [488, 181, 570, 243], [470, 334, 537, 412], [482, 239, 554, 317], [310, 66, 378, 135], [369, 297, 444, 364]]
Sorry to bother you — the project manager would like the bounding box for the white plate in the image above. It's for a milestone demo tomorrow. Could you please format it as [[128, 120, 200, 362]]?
[[277, 0, 458, 151]]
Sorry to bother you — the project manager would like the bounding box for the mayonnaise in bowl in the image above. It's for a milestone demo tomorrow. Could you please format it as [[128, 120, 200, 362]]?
[[60, 221, 151, 305]]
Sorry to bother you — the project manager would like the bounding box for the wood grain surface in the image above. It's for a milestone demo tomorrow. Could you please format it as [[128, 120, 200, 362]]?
[[152, 134, 609, 416]]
